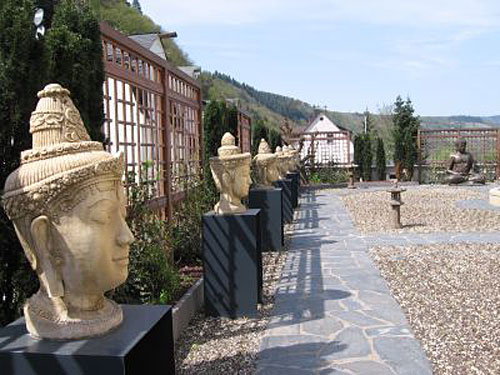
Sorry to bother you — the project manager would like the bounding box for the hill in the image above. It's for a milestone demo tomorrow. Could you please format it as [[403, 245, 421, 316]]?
[[99, 0, 500, 140]]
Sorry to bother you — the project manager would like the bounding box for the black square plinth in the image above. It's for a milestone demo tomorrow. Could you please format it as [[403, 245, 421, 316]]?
[[249, 187, 283, 252], [203, 209, 262, 318], [0, 305, 175, 375], [286, 172, 300, 208], [274, 179, 293, 223]]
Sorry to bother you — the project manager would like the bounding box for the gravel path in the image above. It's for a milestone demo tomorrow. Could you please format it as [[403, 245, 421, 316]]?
[[175, 251, 286, 374], [371, 243, 500, 375], [340, 186, 500, 233]]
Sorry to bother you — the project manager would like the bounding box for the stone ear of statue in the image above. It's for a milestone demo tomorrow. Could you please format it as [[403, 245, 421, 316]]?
[[30, 216, 64, 299]]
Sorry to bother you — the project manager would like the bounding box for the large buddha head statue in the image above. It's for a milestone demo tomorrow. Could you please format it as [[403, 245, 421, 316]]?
[[253, 139, 280, 188], [210, 132, 252, 214], [275, 146, 289, 179], [2, 84, 134, 340]]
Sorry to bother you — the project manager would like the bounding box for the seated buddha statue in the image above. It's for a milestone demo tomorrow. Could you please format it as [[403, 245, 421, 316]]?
[[444, 138, 486, 185]]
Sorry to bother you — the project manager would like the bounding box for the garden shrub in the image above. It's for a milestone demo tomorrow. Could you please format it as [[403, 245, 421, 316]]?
[[112, 163, 181, 305], [308, 164, 349, 184], [168, 176, 217, 266]]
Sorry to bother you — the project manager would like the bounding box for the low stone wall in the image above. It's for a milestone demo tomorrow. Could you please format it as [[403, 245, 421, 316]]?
[[172, 278, 204, 342]]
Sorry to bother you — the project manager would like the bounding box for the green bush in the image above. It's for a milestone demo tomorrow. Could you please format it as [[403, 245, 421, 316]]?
[[308, 165, 349, 184], [168, 176, 217, 266], [112, 164, 181, 304]]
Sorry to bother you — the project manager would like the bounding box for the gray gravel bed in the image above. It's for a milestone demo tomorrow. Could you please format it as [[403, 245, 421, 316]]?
[[340, 186, 500, 233], [371, 242, 500, 375], [174, 250, 287, 374]]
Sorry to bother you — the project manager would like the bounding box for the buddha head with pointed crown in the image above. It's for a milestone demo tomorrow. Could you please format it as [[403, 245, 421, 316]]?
[[284, 144, 300, 172], [253, 139, 280, 188], [2, 84, 134, 340], [275, 146, 289, 179], [210, 132, 252, 214]]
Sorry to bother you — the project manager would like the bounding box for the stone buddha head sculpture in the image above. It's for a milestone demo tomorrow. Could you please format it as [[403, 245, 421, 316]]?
[[210, 132, 252, 214], [275, 146, 289, 179], [285, 145, 300, 172], [2, 84, 134, 340], [253, 139, 280, 188]]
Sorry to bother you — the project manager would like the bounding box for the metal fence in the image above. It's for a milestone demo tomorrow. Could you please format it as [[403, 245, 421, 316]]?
[[101, 22, 202, 219], [418, 128, 500, 182]]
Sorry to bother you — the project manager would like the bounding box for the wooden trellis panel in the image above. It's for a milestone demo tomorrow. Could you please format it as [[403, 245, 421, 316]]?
[[101, 22, 202, 219]]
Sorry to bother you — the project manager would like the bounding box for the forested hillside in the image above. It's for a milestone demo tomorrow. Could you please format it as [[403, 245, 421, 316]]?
[[99, 0, 500, 139], [100, 0, 191, 66]]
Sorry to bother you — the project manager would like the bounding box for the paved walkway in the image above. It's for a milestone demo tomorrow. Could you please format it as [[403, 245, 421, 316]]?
[[256, 190, 434, 375]]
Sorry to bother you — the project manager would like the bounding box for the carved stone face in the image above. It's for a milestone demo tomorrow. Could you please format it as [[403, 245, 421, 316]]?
[[254, 157, 280, 187], [455, 139, 467, 153], [52, 183, 133, 297], [267, 159, 281, 183], [210, 132, 252, 214], [234, 163, 252, 199]]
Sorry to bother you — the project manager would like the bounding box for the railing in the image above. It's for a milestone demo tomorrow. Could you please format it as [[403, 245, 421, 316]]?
[[101, 22, 202, 219]]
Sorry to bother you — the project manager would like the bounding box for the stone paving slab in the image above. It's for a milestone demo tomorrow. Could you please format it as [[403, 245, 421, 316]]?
[[256, 190, 433, 375]]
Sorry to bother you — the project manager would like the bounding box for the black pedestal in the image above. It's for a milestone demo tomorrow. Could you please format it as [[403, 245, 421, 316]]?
[[203, 209, 262, 317], [287, 172, 300, 208], [248, 188, 283, 252], [274, 179, 293, 223], [0, 305, 175, 375]]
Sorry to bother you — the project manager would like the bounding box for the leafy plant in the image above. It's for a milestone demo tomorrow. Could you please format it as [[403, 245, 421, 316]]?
[[308, 164, 349, 184], [168, 176, 217, 266], [112, 163, 181, 304]]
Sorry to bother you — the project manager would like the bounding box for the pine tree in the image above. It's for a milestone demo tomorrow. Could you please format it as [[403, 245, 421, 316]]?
[[252, 119, 268, 156], [268, 128, 282, 151], [353, 134, 364, 179], [132, 0, 142, 14], [0, 0, 42, 326], [376, 137, 386, 180], [362, 133, 372, 181], [203, 100, 239, 188], [43, 0, 105, 142], [392, 96, 419, 180]]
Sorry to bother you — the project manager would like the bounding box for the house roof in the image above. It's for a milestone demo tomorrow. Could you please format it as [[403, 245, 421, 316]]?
[[129, 34, 167, 60], [304, 113, 350, 133], [129, 34, 157, 49]]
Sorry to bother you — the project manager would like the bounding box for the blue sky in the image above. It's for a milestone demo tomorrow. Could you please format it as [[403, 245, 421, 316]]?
[[139, 0, 500, 116]]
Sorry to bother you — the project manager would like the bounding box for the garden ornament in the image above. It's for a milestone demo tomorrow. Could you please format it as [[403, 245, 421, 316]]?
[[2, 84, 134, 340], [253, 139, 280, 188], [210, 132, 252, 214], [444, 138, 486, 185], [275, 146, 289, 179]]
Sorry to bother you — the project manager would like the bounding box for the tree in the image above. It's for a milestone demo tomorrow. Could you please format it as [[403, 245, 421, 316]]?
[[43, 0, 105, 142], [132, 0, 142, 14], [0, 0, 44, 326], [203, 100, 238, 186], [251, 119, 268, 156], [361, 133, 372, 181], [353, 134, 364, 179], [0, 0, 105, 326], [392, 96, 420, 180], [376, 137, 386, 180], [268, 128, 282, 152]]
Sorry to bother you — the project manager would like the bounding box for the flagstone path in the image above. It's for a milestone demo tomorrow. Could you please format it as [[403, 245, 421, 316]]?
[[256, 189, 435, 375]]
